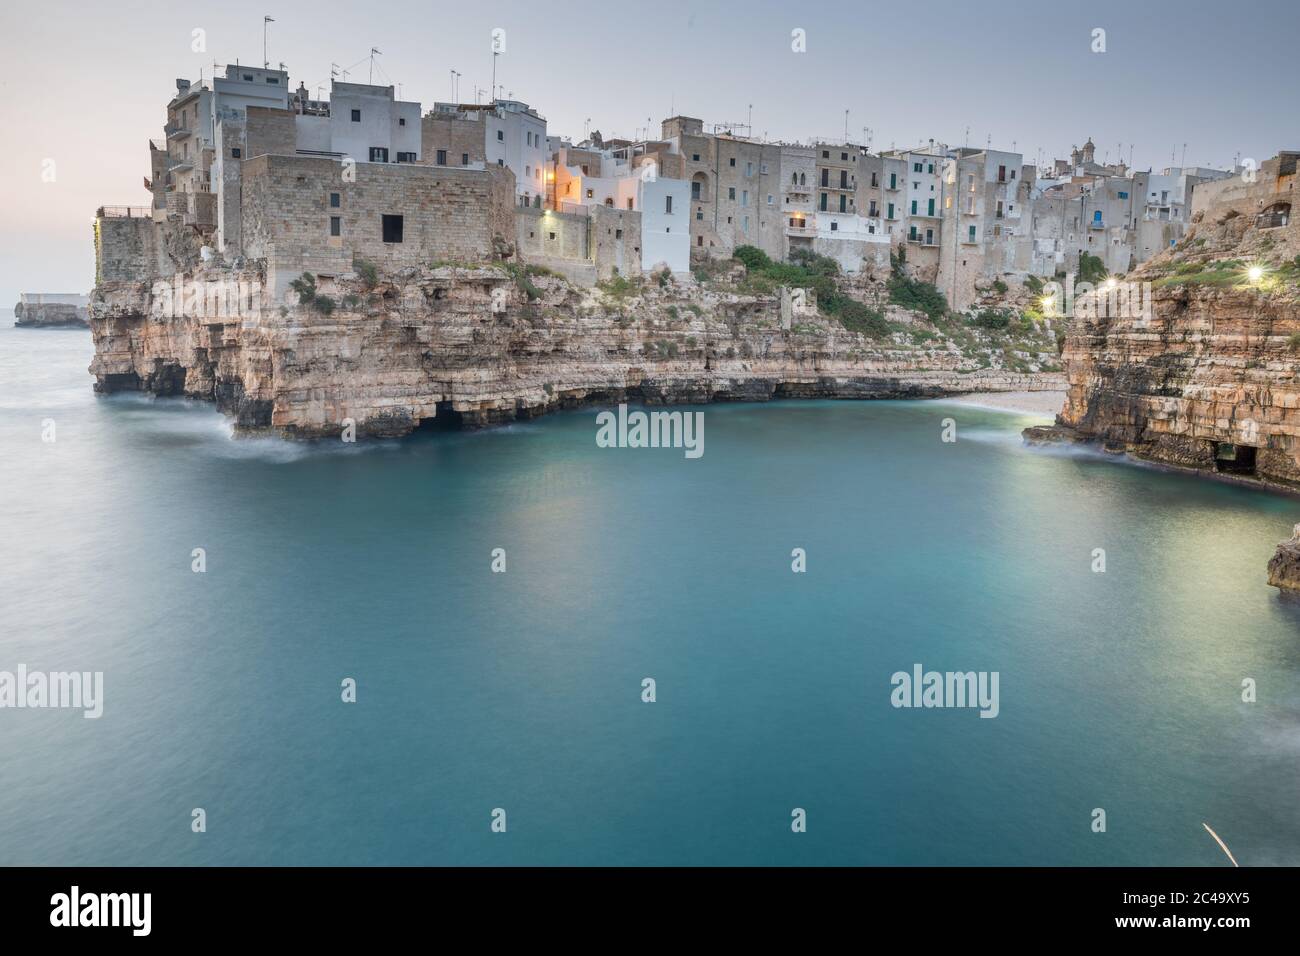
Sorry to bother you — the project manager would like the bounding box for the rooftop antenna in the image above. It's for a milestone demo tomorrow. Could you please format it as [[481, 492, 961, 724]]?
[[263, 16, 274, 69], [491, 49, 499, 105], [449, 69, 458, 103], [369, 48, 381, 85], [843, 109, 849, 142], [1181, 142, 1187, 168]]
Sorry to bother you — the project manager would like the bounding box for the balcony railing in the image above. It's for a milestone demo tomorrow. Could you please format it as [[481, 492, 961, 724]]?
[[97, 206, 152, 219], [164, 124, 192, 139], [1256, 211, 1290, 229]]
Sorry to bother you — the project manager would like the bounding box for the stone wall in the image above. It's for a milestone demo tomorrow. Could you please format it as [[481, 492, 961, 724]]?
[[94, 216, 159, 283], [239, 154, 517, 293], [420, 112, 487, 167], [245, 106, 298, 159]]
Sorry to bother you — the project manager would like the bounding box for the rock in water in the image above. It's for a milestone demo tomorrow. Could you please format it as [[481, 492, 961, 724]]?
[[1267, 524, 1300, 593]]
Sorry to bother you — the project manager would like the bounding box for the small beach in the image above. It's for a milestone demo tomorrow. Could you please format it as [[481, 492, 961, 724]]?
[[945, 390, 1066, 418]]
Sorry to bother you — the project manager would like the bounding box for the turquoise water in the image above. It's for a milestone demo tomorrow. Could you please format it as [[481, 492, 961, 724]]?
[[2, 319, 1299, 866]]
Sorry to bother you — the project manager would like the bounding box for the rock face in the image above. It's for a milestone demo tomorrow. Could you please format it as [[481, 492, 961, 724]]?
[[1043, 282, 1300, 487], [1267, 524, 1300, 592], [89, 265, 1064, 438], [15, 300, 89, 328]]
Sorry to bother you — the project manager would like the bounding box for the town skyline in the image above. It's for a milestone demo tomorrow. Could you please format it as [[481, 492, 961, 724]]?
[[2, 0, 1296, 302]]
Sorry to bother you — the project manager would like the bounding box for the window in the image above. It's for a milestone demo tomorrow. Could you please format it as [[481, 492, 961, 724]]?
[[766, 194, 773, 205], [396, 152, 416, 163], [871, 172, 878, 187], [627, 198, 634, 210], [1117, 191, 1129, 199], [839, 170, 848, 188], [665, 196, 673, 214], [913, 162, 922, 172], [330, 192, 340, 208], [841, 152, 848, 161], [369, 147, 389, 162], [821, 169, 829, 187], [692, 153, 700, 162], [549, 232, 556, 240], [741, 190, 748, 207], [927, 163, 934, 174], [822, 150, 829, 158], [927, 198, 934, 216], [436, 150, 447, 166], [728, 187, 736, 200], [968, 225, 976, 242], [820, 193, 827, 211], [381, 214, 403, 243], [830, 221, 838, 231], [839, 195, 846, 212], [926, 228, 934, 244], [399, 117, 406, 126], [746, 162, 753, 176], [329, 216, 341, 236], [267, 77, 279, 84], [696, 208, 703, 220], [586, 189, 594, 199], [616, 229, 623, 239], [743, 216, 749, 233], [998, 165, 1006, 182], [996, 201, 1004, 218], [889, 173, 896, 189], [910, 200, 918, 214], [497, 130, 504, 141], [351, 109, 361, 122], [231, 147, 241, 159], [604, 198, 613, 207], [887, 202, 894, 219], [462, 153, 469, 166]]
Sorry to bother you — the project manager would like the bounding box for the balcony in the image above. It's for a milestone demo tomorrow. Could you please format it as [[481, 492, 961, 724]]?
[[907, 235, 939, 247], [165, 123, 192, 140], [785, 223, 815, 237]]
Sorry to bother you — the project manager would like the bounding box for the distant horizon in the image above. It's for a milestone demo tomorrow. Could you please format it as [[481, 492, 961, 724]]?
[[2, 0, 1296, 302]]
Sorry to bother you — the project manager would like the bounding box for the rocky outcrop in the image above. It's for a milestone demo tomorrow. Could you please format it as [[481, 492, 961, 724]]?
[[89, 265, 1064, 439], [1267, 524, 1300, 592], [1036, 282, 1300, 487], [15, 300, 89, 328]]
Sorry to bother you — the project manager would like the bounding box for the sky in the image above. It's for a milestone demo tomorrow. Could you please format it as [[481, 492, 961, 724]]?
[[0, 0, 1296, 302]]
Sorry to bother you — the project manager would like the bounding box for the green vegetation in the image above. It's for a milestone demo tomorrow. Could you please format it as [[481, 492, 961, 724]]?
[[352, 257, 379, 290], [887, 272, 948, 322], [1024, 275, 1044, 295], [992, 278, 1008, 295], [596, 272, 639, 300], [1289, 332, 1300, 353], [501, 261, 541, 301], [1077, 252, 1108, 286], [288, 272, 337, 314]]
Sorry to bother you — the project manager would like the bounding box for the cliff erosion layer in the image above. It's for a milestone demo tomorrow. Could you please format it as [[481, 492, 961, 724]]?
[[89, 265, 1062, 438], [1040, 281, 1300, 487]]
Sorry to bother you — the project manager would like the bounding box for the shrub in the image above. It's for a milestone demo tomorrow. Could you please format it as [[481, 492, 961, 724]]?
[[1078, 252, 1108, 286], [836, 300, 892, 338], [1024, 275, 1044, 295], [352, 258, 379, 290], [971, 309, 1012, 330], [887, 273, 948, 322], [1289, 332, 1300, 353], [289, 272, 318, 305], [733, 245, 772, 272], [992, 278, 1008, 295]]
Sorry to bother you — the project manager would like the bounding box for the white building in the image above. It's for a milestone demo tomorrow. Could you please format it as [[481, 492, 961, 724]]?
[[552, 144, 691, 273]]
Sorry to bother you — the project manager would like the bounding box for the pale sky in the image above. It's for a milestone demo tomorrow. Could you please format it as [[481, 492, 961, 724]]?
[[1, 0, 1295, 303]]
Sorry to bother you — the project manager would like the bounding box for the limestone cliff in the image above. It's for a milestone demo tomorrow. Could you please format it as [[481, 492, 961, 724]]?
[[14, 300, 89, 328], [1026, 162, 1300, 490], [89, 264, 1063, 438], [1268, 524, 1300, 593]]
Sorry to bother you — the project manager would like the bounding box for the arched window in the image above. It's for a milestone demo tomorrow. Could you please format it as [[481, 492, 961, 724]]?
[[604, 197, 614, 207], [799, 172, 806, 186], [791, 172, 798, 185], [691, 171, 709, 202]]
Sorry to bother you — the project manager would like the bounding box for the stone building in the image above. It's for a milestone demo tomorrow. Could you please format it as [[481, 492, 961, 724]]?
[[660, 116, 785, 262]]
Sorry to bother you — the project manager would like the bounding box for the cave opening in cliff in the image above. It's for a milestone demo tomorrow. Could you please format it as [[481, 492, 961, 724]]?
[[1214, 443, 1258, 476], [417, 401, 465, 432]]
